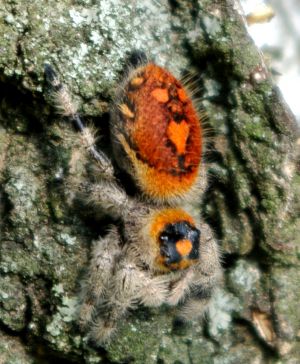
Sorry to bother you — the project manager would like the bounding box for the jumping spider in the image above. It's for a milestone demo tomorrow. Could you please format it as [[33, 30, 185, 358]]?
[[45, 53, 222, 345]]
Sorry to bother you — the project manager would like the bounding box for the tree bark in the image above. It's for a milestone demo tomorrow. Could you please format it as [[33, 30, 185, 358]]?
[[0, 0, 299, 363]]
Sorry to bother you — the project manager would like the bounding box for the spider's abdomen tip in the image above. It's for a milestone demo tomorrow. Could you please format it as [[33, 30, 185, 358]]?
[[115, 63, 202, 201]]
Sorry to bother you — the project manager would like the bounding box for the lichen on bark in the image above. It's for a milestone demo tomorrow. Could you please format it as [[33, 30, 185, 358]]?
[[0, 0, 299, 363]]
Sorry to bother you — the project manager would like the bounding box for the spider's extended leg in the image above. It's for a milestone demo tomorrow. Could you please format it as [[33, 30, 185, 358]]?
[[176, 293, 212, 322], [172, 271, 219, 324], [44, 64, 132, 217], [78, 227, 122, 330], [88, 257, 142, 344], [77, 178, 132, 218], [88, 252, 169, 345], [44, 64, 114, 178]]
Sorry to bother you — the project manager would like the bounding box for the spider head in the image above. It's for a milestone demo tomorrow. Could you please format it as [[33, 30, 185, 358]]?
[[150, 209, 200, 272], [157, 221, 200, 271]]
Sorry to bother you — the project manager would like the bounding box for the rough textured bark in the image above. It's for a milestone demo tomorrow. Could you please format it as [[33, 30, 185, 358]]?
[[0, 0, 299, 363]]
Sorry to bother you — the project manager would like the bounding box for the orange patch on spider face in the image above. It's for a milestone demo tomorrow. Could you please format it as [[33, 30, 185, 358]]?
[[117, 63, 202, 200], [150, 88, 169, 103], [176, 239, 192, 257], [119, 103, 135, 119], [166, 120, 189, 154]]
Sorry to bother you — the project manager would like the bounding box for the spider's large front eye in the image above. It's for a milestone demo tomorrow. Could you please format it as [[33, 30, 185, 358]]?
[[158, 221, 200, 270]]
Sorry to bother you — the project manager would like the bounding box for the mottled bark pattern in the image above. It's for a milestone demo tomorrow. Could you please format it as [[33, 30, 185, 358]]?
[[0, 0, 299, 363]]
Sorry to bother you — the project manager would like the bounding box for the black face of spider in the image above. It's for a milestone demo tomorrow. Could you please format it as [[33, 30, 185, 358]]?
[[158, 221, 200, 270]]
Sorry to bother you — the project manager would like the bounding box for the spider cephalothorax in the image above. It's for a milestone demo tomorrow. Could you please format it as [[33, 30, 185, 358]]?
[[148, 208, 200, 272], [45, 55, 221, 345]]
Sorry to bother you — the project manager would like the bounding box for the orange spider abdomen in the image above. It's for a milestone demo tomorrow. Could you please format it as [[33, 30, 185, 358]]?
[[117, 63, 202, 200]]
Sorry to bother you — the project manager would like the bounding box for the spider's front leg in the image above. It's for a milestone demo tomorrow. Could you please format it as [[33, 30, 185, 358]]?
[[78, 178, 131, 219], [170, 222, 222, 321], [44, 63, 114, 179], [78, 227, 121, 330], [87, 252, 169, 345], [178, 224, 222, 320], [88, 257, 142, 344]]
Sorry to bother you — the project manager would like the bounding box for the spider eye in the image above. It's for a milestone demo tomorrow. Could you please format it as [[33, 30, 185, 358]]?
[[159, 234, 169, 242], [158, 221, 200, 269]]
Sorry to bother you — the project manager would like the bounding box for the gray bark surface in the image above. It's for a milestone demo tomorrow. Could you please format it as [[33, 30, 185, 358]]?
[[0, 0, 299, 363]]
